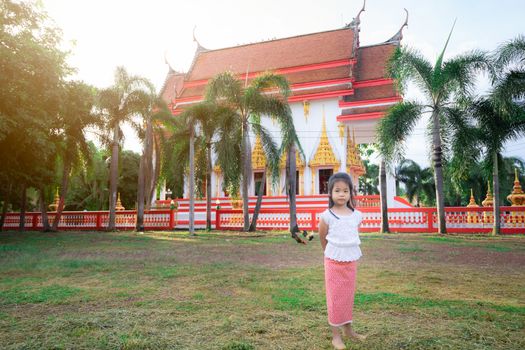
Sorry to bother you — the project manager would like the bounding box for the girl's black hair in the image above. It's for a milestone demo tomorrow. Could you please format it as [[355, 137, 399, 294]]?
[[327, 172, 356, 209]]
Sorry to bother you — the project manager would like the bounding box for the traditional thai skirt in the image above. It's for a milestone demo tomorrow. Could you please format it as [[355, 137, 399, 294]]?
[[324, 257, 357, 326]]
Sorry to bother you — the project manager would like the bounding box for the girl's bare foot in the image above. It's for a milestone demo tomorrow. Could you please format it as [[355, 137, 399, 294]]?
[[343, 325, 367, 341], [331, 337, 347, 350]]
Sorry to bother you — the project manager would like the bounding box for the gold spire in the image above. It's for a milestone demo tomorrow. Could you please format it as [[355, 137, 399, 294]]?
[[48, 187, 60, 211], [346, 127, 365, 176], [507, 168, 525, 206], [251, 135, 267, 170], [482, 181, 494, 207], [309, 111, 340, 168], [116, 192, 125, 210], [467, 189, 478, 207]]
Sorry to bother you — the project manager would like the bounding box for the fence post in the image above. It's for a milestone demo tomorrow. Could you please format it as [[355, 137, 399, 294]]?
[[32, 213, 38, 230], [96, 213, 102, 230], [311, 210, 317, 231], [215, 209, 221, 230], [169, 209, 175, 229], [427, 209, 434, 232]]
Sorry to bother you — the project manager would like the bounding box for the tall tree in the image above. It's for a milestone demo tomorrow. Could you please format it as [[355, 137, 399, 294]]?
[[377, 25, 489, 234], [205, 72, 294, 231], [449, 35, 525, 234], [97, 67, 153, 231], [52, 81, 98, 230], [0, 0, 69, 230]]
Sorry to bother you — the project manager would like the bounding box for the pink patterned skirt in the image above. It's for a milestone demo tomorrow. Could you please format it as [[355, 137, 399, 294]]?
[[324, 257, 357, 326]]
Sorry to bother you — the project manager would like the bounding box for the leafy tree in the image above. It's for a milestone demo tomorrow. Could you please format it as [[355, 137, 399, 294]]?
[[0, 0, 70, 230]]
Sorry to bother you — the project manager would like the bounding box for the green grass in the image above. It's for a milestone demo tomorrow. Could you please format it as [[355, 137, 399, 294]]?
[[0, 230, 523, 349]]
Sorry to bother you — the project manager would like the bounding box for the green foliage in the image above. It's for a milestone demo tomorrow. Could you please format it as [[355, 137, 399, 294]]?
[[119, 150, 140, 209]]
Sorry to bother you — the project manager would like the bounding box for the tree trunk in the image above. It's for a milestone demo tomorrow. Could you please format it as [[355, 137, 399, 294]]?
[[249, 168, 266, 232], [19, 185, 26, 231], [52, 160, 71, 231], [189, 128, 196, 235], [206, 140, 212, 231], [136, 153, 145, 232], [39, 188, 51, 232], [144, 118, 154, 210], [492, 151, 500, 235], [108, 124, 119, 231], [379, 159, 390, 233], [241, 118, 251, 231], [288, 143, 298, 232], [431, 111, 447, 234], [0, 198, 8, 231]]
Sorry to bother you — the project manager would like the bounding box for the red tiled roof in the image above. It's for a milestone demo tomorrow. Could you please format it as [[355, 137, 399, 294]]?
[[355, 44, 396, 81], [186, 28, 355, 81]]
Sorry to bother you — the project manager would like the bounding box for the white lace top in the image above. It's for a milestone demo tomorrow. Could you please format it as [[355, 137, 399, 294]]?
[[320, 208, 363, 262]]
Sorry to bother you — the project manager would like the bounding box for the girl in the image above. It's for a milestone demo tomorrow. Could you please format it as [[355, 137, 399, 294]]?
[[319, 172, 366, 349]]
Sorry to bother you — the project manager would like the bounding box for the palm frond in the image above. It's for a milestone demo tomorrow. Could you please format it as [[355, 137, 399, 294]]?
[[377, 101, 424, 164], [388, 46, 433, 96]]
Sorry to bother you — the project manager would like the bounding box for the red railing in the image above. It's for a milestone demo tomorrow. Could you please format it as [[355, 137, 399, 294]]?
[[215, 206, 525, 234], [2, 206, 524, 234], [2, 210, 177, 231]]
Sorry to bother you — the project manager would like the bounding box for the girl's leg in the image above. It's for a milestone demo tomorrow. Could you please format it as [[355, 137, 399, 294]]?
[[331, 326, 346, 349]]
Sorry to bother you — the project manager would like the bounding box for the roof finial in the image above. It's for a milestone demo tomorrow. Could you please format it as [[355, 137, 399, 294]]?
[[347, 0, 366, 29], [164, 50, 176, 74], [385, 8, 409, 45], [349, 0, 366, 58], [192, 26, 208, 53]]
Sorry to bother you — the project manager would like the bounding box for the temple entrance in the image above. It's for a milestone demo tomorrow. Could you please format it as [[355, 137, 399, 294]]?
[[319, 169, 333, 194], [254, 171, 266, 196]]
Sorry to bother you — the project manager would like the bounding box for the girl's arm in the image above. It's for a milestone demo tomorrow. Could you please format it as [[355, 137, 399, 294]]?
[[319, 218, 328, 252]]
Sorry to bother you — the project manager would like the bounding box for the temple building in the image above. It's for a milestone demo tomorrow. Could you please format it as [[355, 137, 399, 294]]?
[[160, 5, 408, 207]]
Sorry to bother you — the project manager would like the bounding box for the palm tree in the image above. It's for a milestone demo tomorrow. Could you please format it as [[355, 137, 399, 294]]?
[[379, 159, 390, 233], [52, 81, 98, 231], [377, 25, 490, 234], [176, 103, 232, 233], [134, 80, 171, 232], [395, 159, 435, 207], [98, 67, 153, 231], [205, 71, 294, 231], [449, 35, 525, 234]]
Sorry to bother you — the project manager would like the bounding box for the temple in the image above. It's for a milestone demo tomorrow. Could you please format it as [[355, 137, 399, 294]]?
[[159, 5, 409, 212]]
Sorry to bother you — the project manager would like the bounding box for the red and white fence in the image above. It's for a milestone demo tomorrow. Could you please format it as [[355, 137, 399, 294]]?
[[215, 206, 525, 234], [2, 206, 524, 234], [2, 210, 176, 231]]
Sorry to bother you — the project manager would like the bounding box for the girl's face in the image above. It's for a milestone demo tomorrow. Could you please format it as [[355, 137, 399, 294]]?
[[331, 180, 351, 207]]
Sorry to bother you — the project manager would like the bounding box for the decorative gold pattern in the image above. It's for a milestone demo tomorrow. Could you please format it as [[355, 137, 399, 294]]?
[[507, 168, 525, 206], [251, 135, 267, 170], [309, 113, 340, 168], [279, 150, 306, 169], [303, 100, 310, 121], [338, 123, 345, 144]]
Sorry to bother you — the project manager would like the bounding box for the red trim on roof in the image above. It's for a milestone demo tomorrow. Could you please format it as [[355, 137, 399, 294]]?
[[183, 58, 356, 88], [339, 96, 401, 108], [336, 112, 385, 121], [353, 78, 394, 88], [288, 89, 354, 102]]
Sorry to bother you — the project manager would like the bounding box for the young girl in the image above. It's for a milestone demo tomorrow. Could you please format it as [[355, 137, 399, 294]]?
[[319, 172, 366, 349]]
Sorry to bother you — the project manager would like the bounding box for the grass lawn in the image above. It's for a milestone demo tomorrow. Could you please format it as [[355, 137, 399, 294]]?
[[0, 230, 524, 349]]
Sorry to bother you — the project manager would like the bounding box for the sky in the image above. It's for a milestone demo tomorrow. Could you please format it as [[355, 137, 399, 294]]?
[[41, 0, 525, 166]]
